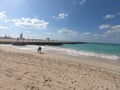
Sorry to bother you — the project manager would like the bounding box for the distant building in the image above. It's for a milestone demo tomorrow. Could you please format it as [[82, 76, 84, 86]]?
[[46, 38, 50, 41], [19, 33, 23, 39], [2, 35, 14, 39]]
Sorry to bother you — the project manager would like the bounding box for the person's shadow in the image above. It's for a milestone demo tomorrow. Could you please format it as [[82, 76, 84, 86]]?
[[39, 52, 45, 54]]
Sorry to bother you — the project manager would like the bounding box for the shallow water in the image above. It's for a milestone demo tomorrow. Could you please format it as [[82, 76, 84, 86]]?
[[9, 43, 120, 61]]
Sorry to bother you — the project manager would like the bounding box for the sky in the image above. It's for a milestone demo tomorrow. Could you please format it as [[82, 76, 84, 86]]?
[[0, 0, 120, 44]]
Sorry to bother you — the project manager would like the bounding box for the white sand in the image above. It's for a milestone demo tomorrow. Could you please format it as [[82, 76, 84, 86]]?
[[0, 45, 120, 90]]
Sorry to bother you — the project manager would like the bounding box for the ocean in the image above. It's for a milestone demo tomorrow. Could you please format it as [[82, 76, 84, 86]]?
[[11, 43, 120, 61]]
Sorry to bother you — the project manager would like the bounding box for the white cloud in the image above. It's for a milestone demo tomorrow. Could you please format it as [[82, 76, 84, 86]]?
[[99, 24, 110, 29], [54, 13, 68, 19], [79, 0, 86, 5], [101, 24, 120, 36], [0, 25, 9, 29], [45, 32, 55, 36], [72, 0, 86, 5], [99, 24, 120, 30], [4, 19, 11, 22], [103, 12, 120, 19], [105, 29, 120, 35], [93, 34, 100, 37], [106, 25, 120, 34], [58, 28, 77, 36], [117, 12, 120, 15], [0, 11, 49, 30], [111, 25, 120, 30], [0, 11, 6, 19], [81, 33, 101, 38], [103, 14, 115, 19], [82, 32, 91, 36], [12, 17, 49, 30]]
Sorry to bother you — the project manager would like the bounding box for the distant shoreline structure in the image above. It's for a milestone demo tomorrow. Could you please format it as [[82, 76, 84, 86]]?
[[0, 38, 86, 46]]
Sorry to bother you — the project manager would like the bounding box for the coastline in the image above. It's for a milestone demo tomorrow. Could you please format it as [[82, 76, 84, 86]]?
[[0, 45, 120, 90], [1, 45, 120, 71]]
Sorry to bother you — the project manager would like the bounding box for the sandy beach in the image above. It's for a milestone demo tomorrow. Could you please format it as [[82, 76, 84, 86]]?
[[0, 45, 120, 90]]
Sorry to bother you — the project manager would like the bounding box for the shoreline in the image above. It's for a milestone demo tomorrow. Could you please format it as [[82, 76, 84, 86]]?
[[12, 44, 120, 61], [1, 44, 120, 61], [0, 45, 120, 90], [0, 45, 120, 71]]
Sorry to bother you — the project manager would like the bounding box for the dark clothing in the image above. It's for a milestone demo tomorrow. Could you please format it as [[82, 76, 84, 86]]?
[[38, 46, 42, 53]]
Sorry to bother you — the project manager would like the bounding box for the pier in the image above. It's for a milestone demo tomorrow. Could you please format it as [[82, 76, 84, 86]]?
[[0, 39, 86, 46]]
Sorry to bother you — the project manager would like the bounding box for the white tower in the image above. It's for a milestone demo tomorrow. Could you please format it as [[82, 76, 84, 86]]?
[[19, 33, 23, 39]]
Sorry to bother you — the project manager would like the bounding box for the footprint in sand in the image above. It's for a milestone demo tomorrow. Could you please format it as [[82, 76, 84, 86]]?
[[15, 75, 23, 80]]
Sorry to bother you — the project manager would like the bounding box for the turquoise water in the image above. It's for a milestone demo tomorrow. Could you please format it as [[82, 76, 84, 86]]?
[[60, 43, 120, 56], [59, 43, 120, 60]]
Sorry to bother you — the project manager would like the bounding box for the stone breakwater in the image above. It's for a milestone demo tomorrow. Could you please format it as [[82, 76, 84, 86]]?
[[0, 39, 85, 45]]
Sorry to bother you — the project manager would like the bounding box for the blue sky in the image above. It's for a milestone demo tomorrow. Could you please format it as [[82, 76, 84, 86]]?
[[0, 0, 120, 44]]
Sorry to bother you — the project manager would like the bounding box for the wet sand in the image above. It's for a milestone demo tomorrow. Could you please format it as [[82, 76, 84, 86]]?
[[0, 45, 120, 90]]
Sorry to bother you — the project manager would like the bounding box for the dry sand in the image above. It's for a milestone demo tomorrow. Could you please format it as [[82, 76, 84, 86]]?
[[0, 45, 120, 90]]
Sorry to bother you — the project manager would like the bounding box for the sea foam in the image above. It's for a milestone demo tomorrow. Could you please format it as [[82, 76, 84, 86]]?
[[13, 45, 120, 60], [43, 46, 120, 60]]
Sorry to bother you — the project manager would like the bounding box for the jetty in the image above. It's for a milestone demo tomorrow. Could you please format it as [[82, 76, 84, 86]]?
[[0, 39, 85, 46]]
